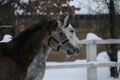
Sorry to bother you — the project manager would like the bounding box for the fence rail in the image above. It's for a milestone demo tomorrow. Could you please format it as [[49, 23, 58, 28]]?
[[79, 39, 120, 44], [46, 39, 120, 80], [46, 62, 120, 69]]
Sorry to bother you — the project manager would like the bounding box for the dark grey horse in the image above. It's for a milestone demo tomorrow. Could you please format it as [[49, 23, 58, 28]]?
[[0, 16, 70, 80]]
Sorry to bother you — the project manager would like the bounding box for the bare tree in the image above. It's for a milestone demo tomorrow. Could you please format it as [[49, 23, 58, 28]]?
[[0, 0, 80, 24], [107, 0, 119, 78], [13, 0, 79, 19], [89, 0, 120, 78]]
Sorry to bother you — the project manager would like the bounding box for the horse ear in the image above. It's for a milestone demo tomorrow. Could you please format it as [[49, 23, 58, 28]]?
[[57, 14, 70, 28], [63, 15, 70, 28]]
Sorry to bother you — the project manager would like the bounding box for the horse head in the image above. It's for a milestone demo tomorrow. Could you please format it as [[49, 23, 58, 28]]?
[[49, 14, 82, 56], [59, 14, 83, 55]]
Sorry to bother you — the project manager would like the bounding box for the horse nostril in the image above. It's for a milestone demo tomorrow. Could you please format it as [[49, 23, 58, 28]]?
[[74, 48, 82, 54], [67, 49, 74, 55]]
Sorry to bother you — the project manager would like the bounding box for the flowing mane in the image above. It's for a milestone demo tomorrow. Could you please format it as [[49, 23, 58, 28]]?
[[12, 18, 57, 46]]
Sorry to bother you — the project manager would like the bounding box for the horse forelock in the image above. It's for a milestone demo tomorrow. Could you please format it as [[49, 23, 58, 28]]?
[[47, 19, 58, 31], [58, 14, 71, 28]]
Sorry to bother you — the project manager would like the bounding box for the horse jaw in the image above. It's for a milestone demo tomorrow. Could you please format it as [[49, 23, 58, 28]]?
[[63, 24, 82, 54]]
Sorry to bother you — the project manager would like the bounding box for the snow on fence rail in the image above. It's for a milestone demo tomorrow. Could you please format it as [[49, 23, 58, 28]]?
[[46, 39, 120, 80]]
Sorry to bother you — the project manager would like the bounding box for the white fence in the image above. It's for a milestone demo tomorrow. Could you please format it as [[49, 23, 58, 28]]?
[[46, 39, 120, 80]]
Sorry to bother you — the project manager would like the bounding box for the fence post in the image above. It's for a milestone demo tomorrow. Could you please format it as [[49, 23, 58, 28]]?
[[86, 43, 97, 80]]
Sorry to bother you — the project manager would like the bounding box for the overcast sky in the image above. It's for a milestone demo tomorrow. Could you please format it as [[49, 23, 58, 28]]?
[[69, 0, 109, 14]]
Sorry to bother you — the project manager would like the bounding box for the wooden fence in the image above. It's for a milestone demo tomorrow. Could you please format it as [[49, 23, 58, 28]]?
[[46, 39, 120, 80]]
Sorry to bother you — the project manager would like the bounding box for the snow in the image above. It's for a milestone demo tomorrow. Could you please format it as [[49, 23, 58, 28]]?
[[0, 25, 13, 28], [86, 32, 102, 40], [20, 0, 29, 4], [97, 51, 110, 62], [0, 34, 12, 43], [44, 51, 120, 80], [15, 8, 24, 15]]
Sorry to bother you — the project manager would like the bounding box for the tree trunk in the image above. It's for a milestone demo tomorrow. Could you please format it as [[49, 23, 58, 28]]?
[[107, 44, 118, 78], [107, 0, 118, 78], [0, 2, 15, 25]]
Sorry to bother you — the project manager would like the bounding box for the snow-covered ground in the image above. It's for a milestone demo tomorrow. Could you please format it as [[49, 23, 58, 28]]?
[[44, 51, 120, 80]]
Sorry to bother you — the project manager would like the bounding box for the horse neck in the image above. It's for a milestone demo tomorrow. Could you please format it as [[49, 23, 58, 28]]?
[[9, 23, 49, 69], [33, 43, 51, 62], [26, 43, 51, 80], [8, 19, 57, 70]]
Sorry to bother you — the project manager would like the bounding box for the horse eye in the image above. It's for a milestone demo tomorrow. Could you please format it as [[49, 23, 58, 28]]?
[[70, 30, 74, 33], [59, 32, 63, 35]]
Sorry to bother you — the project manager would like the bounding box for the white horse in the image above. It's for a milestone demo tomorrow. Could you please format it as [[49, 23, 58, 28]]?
[[25, 15, 82, 80]]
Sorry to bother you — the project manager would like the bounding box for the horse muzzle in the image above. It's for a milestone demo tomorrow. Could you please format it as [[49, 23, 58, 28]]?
[[66, 46, 82, 56]]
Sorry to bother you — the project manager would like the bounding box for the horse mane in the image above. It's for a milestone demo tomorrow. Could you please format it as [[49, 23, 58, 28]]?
[[12, 18, 57, 46], [12, 21, 44, 46]]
